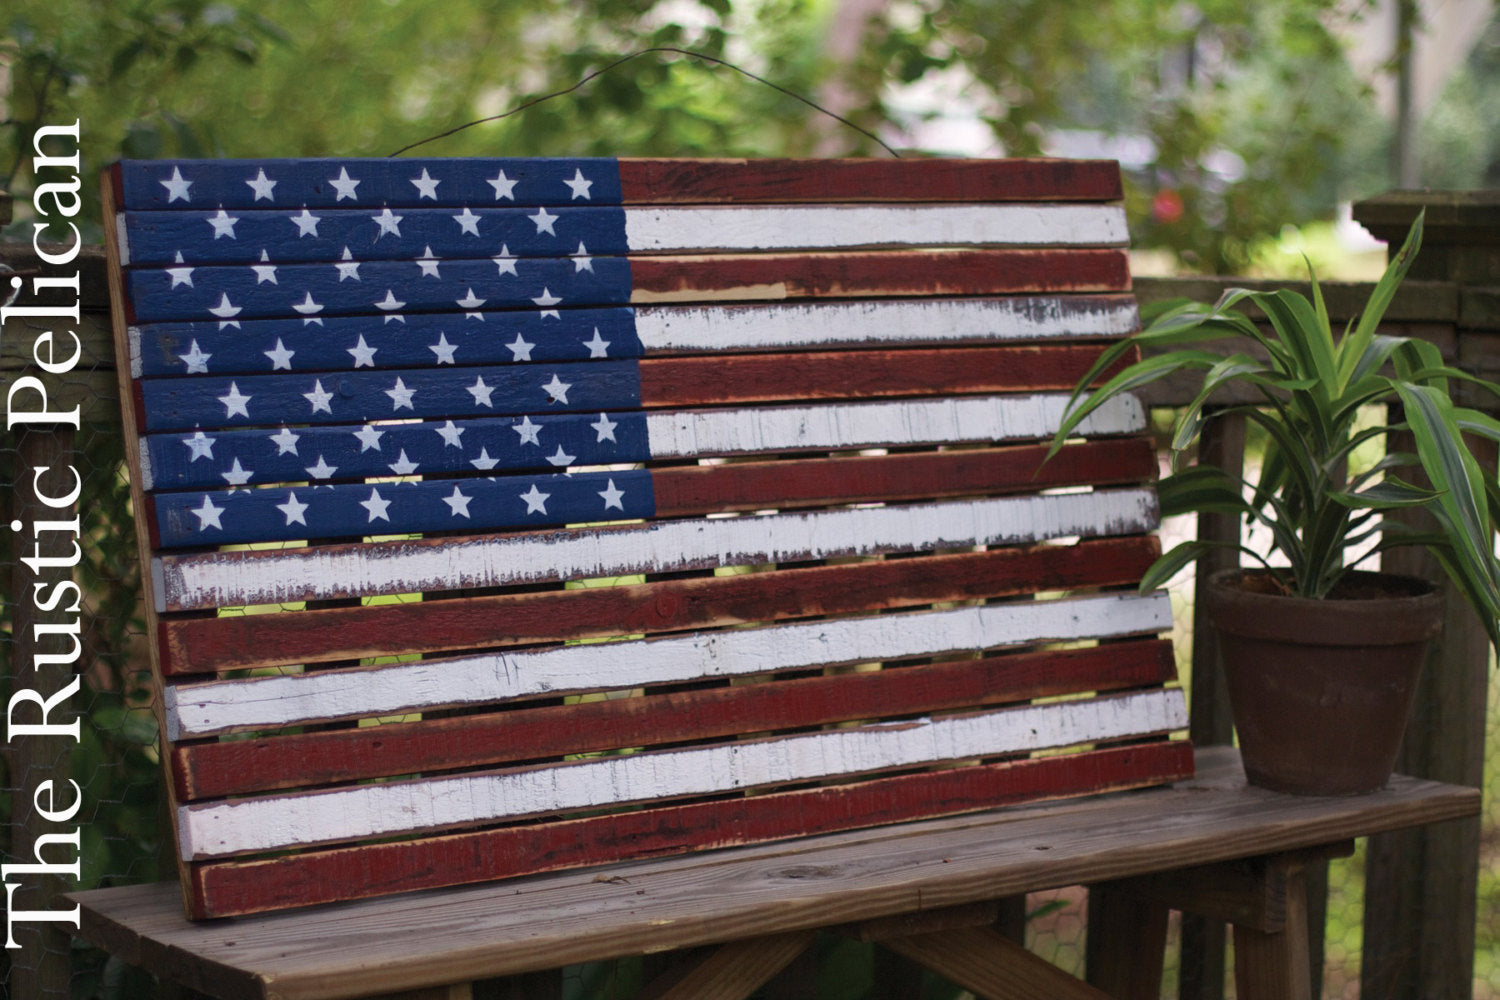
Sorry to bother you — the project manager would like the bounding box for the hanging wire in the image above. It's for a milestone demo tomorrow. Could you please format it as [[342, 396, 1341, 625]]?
[[388, 46, 901, 158]]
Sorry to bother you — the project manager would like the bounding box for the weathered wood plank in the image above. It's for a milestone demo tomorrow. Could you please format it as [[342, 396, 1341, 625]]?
[[119, 202, 1127, 266], [186, 743, 1192, 919], [152, 487, 1161, 611], [174, 639, 1178, 799], [164, 592, 1174, 738], [884, 925, 1114, 1000], [638, 931, 817, 1000], [157, 537, 1162, 676]]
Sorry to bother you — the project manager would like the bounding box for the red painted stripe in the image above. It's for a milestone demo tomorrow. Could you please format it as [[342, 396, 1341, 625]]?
[[186, 742, 1193, 918], [157, 535, 1161, 675], [617, 158, 1125, 204], [173, 639, 1177, 799], [638, 344, 1130, 408], [628, 249, 1130, 303], [652, 438, 1155, 517]]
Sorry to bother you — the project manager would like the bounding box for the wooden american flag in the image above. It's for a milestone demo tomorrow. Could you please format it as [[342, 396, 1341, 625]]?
[[103, 157, 1192, 919]]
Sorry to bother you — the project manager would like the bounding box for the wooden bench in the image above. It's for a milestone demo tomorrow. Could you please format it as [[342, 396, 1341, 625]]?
[[69, 156, 1479, 998]]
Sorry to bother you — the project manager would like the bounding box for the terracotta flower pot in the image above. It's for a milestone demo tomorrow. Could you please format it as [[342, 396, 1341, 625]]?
[[1202, 568, 1443, 796]]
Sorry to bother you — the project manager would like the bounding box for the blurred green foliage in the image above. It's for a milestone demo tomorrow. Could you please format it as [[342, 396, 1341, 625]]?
[[5, 0, 1497, 271]]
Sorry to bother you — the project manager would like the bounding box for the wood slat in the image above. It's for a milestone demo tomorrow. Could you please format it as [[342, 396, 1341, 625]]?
[[185, 743, 1193, 919], [147, 436, 1155, 549], [164, 592, 1174, 738], [158, 536, 1162, 676], [118, 202, 1126, 266], [173, 639, 1178, 799], [151, 487, 1161, 611], [129, 294, 1140, 378]]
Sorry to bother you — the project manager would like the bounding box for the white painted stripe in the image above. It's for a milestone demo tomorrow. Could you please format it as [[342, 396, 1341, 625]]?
[[127, 326, 142, 379], [115, 213, 131, 266], [635, 297, 1138, 353], [165, 591, 1173, 738], [645, 393, 1144, 459], [622, 204, 1129, 252], [155, 487, 1159, 612], [177, 688, 1186, 860]]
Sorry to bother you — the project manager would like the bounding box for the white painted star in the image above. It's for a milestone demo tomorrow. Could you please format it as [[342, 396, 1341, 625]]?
[[335, 247, 361, 281], [452, 207, 481, 236], [385, 377, 416, 410], [415, 247, 441, 278], [542, 374, 571, 404], [456, 288, 485, 310], [564, 168, 594, 200], [546, 445, 575, 467], [467, 376, 495, 407], [372, 207, 402, 237], [329, 166, 361, 201], [291, 208, 320, 237], [269, 426, 300, 455], [591, 412, 618, 443], [303, 379, 334, 414], [443, 486, 472, 518], [410, 168, 440, 199], [352, 424, 384, 451], [251, 250, 278, 284], [190, 495, 223, 530], [598, 478, 625, 511], [572, 242, 593, 272], [435, 420, 464, 448], [347, 335, 377, 367], [167, 254, 195, 288], [518, 484, 550, 515], [179, 340, 211, 373], [487, 169, 518, 200], [218, 382, 251, 419], [375, 290, 405, 311], [264, 338, 295, 370], [182, 431, 215, 461], [387, 450, 419, 475], [221, 458, 254, 486], [361, 487, 392, 522], [208, 209, 238, 239], [529, 206, 558, 235], [429, 333, 457, 364], [470, 447, 499, 470], [305, 455, 338, 479], [208, 293, 242, 319], [532, 287, 562, 319], [161, 167, 192, 203], [506, 332, 535, 362], [293, 292, 324, 315], [246, 168, 277, 201], [492, 245, 518, 277], [277, 491, 309, 526], [582, 328, 610, 358], [512, 414, 541, 446]]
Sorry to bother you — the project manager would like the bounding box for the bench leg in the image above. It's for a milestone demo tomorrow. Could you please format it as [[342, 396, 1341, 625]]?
[[884, 926, 1113, 1000], [1085, 884, 1170, 1000], [637, 930, 817, 1000], [1233, 862, 1312, 1000]]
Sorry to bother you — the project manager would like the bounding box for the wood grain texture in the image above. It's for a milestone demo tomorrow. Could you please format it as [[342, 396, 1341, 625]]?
[[173, 639, 1178, 799], [68, 748, 1477, 996], [616, 158, 1126, 204], [152, 487, 1161, 611], [884, 925, 1114, 1000], [184, 743, 1193, 919], [157, 536, 1162, 676], [639, 931, 817, 1000]]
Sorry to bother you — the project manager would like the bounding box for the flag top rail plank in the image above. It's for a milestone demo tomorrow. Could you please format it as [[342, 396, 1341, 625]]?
[[103, 155, 1192, 921]]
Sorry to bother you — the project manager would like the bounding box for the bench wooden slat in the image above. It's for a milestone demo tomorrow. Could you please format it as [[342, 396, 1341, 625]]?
[[103, 155, 1189, 920], [158, 536, 1162, 676], [114, 156, 1125, 211]]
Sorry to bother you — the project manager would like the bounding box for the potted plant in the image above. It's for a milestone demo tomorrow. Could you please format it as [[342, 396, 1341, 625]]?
[[1049, 212, 1500, 794]]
